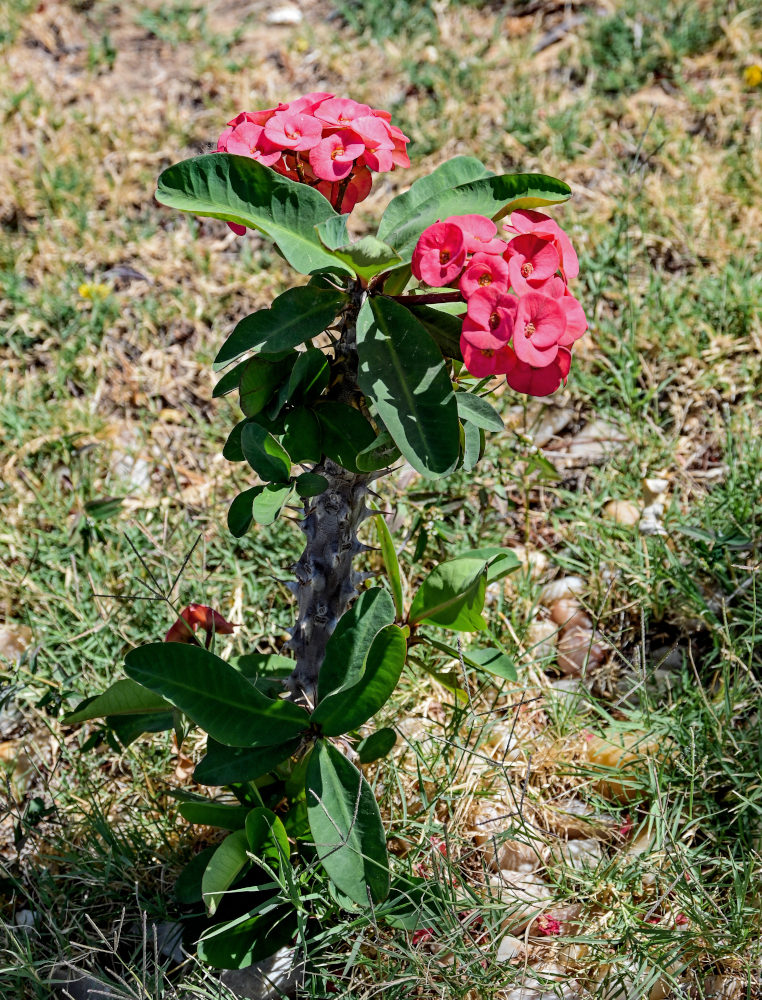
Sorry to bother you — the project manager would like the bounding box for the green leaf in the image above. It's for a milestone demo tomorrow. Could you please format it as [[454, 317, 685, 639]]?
[[382, 172, 572, 263], [197, 902, 298, 969], [295, 472, 328, 497], [318, 587, 396, 700], [306, 740, 389, 905], [241, 422, 291, 482], [227, 486, 262, 537], [456, 392, 503, 432], [409, 557, 488, 631], [202, 828, 250, 915], [406, 302, 464, 360], [83, 496, 124, 521], [315, 400, 377, 473], [175, 845, 217, 904], [460, 419, 480, 473], [194, 737, 300, 786], [282, 406, 322, 464], [107, 711, 175, 748], [334, 238, 402, 281], [215, 286, 346, 369], [454, 547, 521, 584], [124, 642, 309, 748], [374, 513, 404, 619], [156, 153, 350, 276], [355, 430, 401, 473], [63, 679, 171, 725], [223, 419, 247, 462], [239, 354, 295, 418], [245, 807, 290, 871], [315, 214, 350, 249], [378, 155, 492, 243], [213, 360, 247, 397], [313, 624, 406, 737], [420, 635, 516, 680], [234, 651, 293, 698], [281, 349, 330, 409], [356, 297, 459, 477], [178, 800, 251, 830], [357, 728, 397, 764], [252, 483, 294, 525], [465, 646, 517, 680]]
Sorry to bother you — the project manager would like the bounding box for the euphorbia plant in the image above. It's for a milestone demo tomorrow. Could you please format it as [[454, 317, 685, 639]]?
[[65, 93, 586, 970]]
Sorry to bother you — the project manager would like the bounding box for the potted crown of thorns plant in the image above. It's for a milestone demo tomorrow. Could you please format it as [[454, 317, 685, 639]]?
[[65, 92, 587, 971]]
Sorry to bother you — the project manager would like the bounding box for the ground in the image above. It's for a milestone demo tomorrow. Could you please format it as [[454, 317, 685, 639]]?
[[1, 0, 761, 997]]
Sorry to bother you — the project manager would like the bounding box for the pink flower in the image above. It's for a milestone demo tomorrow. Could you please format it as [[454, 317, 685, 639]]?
[[535, 913, 562, 936], [287, 91, 333, 114], [446, 214, 507, 255], [505, 346, 571, 397], [309, 130, 365, 181], [224, 122, 282, 166], [411, 222, 467, 287], [264, 110, 323, 151], [512, 292, 565, 367], [505, 233, 560, 294], [463, 285, 518, 350], [314, 96, 371, 128], [165, 604, 236, 647], [535, 276, 588, 346], [412, 928, 434, 946], [459, 252, 510, 298], [225, 105, 288, 128], [461, 338, 517, 378], [353, 117, 395, 172], [507, 209, 579, 281]]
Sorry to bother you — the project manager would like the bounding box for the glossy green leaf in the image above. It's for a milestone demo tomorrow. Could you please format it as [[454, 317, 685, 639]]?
[[223, 419, 248, 462], [454, 547, 521, 584], [156, 153, 349, 276], [124, 642, 309, 748], [315, 214, 350, 249], [234, 652, 293, 698], [241, 422, 291, 482], [197, 903, 298, 969], [202, 828, 250, 915], [313, 624, 406, 736], [178, 800, 251, 830], [306, 740, 389, 905], [456, 392, 503, 432], [107, 711, 175, 748], [318, 587, 396, 700], [239, 354, 294, 418], [355, 430, 401, 472], [282, 406, 322, 464], [383, 172, 572, 262], [215, 286, 346, 369], [378, 155, 492, 243], [175, 845, 217, 904], [409, 557, 488, 631], [357, 728, 397, 764], [315, 400, 377, 473], [63, 679, 171, 725], [212, 360, 247, 398], [356, 297, 459, 477], [333, 237, 401, 281], [374, 513, 404, 619], [287, 348, 330, 402], [252, 483, 293, 525], [420, 635, 517, 680], [194, 737, 300, 786], [406, 302, 464, 360], [295, 472, 328, 497], [227, 486, 262, 537], [245, 807, 290, 871]]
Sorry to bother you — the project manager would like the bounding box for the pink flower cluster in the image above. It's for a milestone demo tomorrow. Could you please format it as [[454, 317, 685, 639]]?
[[216, 93, 410, 232], [411, 211, 587, 397]]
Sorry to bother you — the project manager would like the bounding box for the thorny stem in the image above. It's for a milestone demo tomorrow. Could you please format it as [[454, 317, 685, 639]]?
[[391, 291, 463, 305], [285, 282, 381, 706]]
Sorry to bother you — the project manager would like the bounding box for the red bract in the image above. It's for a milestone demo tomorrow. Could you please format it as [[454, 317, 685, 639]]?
[[507, 209, 580, 281], [411, 222, 467, 287], [461, 338, 517, 378], [459, 252, 509, 298], [535, 913, 562, 936], [512, 292, 565, 367], [214, 93, 410, 223], [505, 233, 560, 294], [505, 346, 571, 397], [463, 285, 517, 350], [165, 604, 236, 647], [445, 214, 507, 255]]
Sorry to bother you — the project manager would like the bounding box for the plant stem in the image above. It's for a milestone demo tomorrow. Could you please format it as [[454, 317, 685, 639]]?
[[390, 291, 463, 305], [285, 282, 377, 706]]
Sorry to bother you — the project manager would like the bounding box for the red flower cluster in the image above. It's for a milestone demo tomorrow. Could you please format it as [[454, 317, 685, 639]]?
[[411, 211, 586, 397], [216, 93, 410, 230], [165, 604, 236, 647]]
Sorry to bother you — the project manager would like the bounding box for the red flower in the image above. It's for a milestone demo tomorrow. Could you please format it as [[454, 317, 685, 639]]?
[[446, 214, 508, 255], [463, 285, 517, 350], [507, 209, 579, 281], [411, 222, 467, 287], [512, 292, 565, 367], [309, 130, 365, 182], [505, 346, 571, 398], [460, 338, 517, 378], [164, 604, 236, 648], [535, 913, 562, 936], [459, 252, 510, 299], [264, 110, 323, 151], [505, 233, 561, 294]]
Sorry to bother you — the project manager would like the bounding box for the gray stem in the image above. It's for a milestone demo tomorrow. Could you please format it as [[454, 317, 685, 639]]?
[[285, 284, 378, 706]]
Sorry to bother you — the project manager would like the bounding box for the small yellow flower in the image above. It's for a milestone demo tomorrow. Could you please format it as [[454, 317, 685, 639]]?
[[744, 64, 762, 88], [78, 282, 111, 300]]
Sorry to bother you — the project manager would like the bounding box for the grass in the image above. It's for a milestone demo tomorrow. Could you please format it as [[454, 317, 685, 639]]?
[[1, 0, 762, 996]]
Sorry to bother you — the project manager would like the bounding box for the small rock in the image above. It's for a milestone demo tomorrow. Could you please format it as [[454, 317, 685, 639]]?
[[526, 619, 557, 666], [0, 624, 32, 664], [543, 797, 616, 840], [494, 871, 554, 934], [218, 947, 304, 999], [540, 576, 586, 606], [551, 838, 603, 869], [603, 500, 640, 526], [497, 837, 546, 872], [495, 933, 524, 963], [266, 4, 302, 24], [51, 967, 117, 999]]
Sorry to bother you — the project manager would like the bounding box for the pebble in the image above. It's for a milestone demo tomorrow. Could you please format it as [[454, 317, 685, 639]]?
[[540, 577, 586, 606], [603, 499, 641, 526], [266, 5, 303, 24]]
